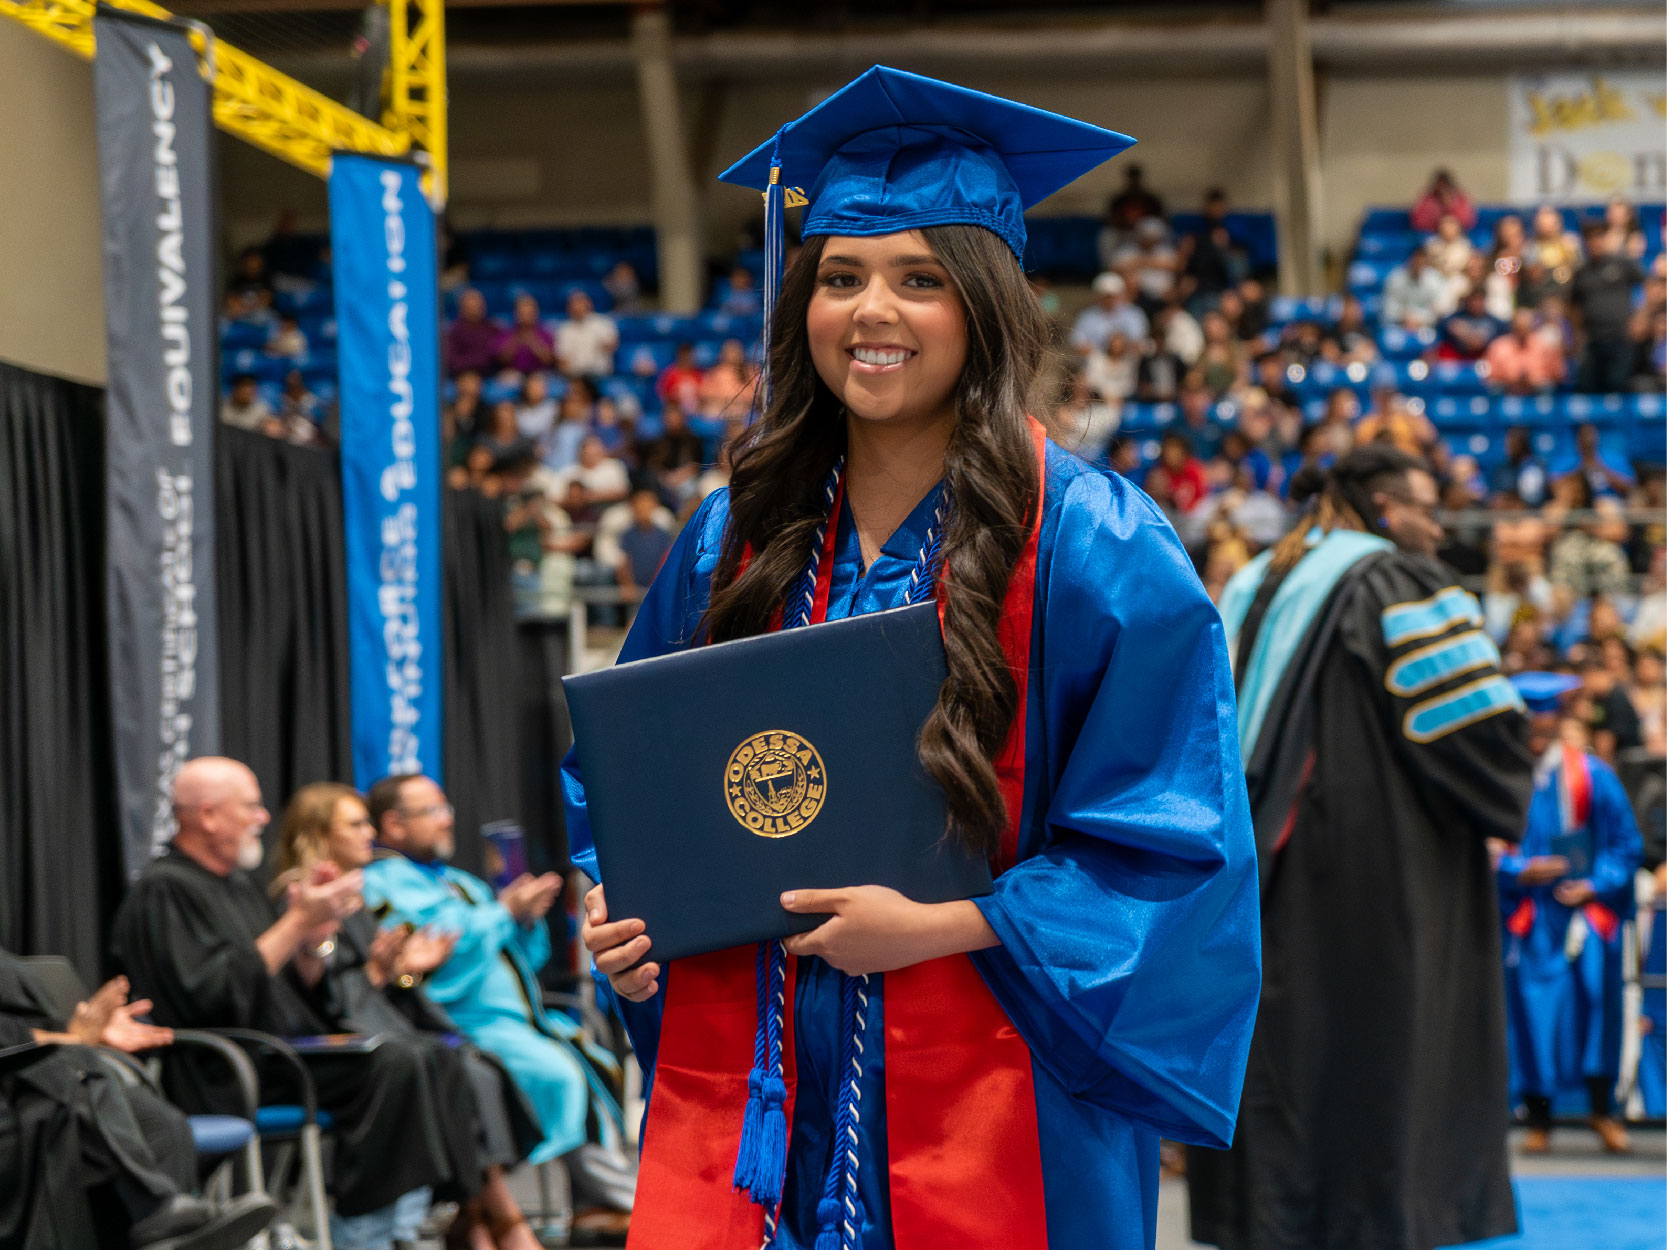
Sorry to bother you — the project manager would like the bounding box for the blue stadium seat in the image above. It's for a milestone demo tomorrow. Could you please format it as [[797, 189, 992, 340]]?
[[1427, 360, 1489, 396], [220, 321, 268, 352], [1361, 207, 1413, 235], [471, 252, 522, 280], [223, 350, 286, 383], [1346, 259, 1393, 295], [1494, 394, 1564, 426], [1118, 402, 1177, 435], [1427, 395, 1497, 430], [1268, 295, 1339, 326], [1353, 233, 1418, 261], [1377, 325, 1435, 360], [1562, 392, 1632, 427]]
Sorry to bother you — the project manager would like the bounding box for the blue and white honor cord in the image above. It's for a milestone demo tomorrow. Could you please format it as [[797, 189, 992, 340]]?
[[754, 464, 945, 1250]]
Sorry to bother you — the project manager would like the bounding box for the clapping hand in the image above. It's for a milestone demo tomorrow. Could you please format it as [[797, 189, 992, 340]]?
[[68, 976, 173, 1053], [499, 872, 563, 927], [290, 860, 365, 941], [366, 924, 413, 987], [396, 928, 457, 977]]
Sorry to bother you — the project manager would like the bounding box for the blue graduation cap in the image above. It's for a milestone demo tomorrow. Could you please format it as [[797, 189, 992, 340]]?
[[720, 65, 1136, 261], [1511, 671, 1581, 713], [719, 65, 1136, 409]]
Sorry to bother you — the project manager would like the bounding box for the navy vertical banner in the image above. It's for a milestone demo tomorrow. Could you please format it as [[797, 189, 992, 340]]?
[[330, 155, 444, 789], [94, 8, 220, 879]]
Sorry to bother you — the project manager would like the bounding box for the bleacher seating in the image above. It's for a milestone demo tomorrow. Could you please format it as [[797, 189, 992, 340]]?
[[224, 210, 1663, 485]]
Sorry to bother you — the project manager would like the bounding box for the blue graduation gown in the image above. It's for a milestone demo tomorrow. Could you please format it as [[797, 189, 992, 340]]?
[[360, 854, 590, 1163], [562, 442, 1262, 1249], [1499, 750, 1642, 1101]]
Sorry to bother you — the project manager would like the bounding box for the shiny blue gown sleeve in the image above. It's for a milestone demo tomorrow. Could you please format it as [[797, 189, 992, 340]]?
[[1588, 759, 1643, 908], [561, 489, 730, 1077], [970, 471, 1262, 1150]]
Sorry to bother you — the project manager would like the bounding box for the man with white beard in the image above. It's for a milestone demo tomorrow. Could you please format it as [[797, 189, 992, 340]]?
[[112, 757, 463, 1244]]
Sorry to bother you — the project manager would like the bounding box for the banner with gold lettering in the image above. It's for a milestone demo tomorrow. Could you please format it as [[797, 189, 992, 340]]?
[[1509, 72, 1667, 205]]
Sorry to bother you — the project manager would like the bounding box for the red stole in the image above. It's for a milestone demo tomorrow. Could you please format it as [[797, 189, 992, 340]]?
[[626, 419, 1050, 1249], [1506, 744, 1616, 942]]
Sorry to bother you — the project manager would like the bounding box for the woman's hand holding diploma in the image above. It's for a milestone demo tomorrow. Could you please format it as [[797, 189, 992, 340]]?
[[582, 884, 661, 1002], [780, 886, 997, 976]]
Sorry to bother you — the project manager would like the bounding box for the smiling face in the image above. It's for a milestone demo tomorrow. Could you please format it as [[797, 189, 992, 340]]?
[[807, 232, 968, 432]]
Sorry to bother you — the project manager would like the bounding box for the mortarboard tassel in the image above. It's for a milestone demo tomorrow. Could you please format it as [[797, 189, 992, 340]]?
[[759, 139, 787, 416]]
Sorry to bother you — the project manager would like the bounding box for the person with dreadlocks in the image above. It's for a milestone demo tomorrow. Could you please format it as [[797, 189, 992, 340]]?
[[564, 67, 1262, 1250], [1187, 445, 1536, 1250]]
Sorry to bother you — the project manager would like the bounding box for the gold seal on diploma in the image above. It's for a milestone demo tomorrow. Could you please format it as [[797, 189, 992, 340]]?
[[725, 730, 826, 837]]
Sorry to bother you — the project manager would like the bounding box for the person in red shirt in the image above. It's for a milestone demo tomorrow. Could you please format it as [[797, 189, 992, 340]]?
[[1410, 168, 1477, 233], [655, 341, 704, 412], [1145, 430, 1211, 512]]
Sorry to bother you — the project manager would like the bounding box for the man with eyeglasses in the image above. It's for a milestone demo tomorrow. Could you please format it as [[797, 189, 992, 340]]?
[[112, 757, 466, 1239], [362, 773, 636, 1237]]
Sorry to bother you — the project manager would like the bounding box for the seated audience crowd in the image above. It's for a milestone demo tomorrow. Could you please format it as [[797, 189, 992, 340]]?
[[4, 756, 637, 1250]]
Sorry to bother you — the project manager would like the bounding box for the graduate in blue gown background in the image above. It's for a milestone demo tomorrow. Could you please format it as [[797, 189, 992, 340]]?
[[565, 66, 1261, 1250], [1497, 672, 1643, 1155]]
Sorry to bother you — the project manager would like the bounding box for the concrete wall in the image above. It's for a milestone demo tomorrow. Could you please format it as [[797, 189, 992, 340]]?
[[0, 23, 107, 386]]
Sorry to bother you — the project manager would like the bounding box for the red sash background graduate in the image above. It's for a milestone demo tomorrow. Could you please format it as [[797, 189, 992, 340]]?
[[1497, 672, 1643, 1155], [562, 67, 1262, 1250]]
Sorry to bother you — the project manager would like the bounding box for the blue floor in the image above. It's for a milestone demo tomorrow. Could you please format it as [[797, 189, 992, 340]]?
[[1455, 1177, 1666, 1250]]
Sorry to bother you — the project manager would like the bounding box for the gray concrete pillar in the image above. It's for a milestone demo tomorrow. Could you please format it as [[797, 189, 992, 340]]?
[[631, 7, 703, 314], [1265, 0, 1325, 296]]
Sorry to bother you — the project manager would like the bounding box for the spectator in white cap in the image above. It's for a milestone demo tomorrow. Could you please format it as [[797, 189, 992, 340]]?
[[1111, 216, 1180, 314], [1071, 271, 1150, 354]]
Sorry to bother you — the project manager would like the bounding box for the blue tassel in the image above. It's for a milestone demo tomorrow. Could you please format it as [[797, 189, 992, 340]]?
[[732, 1067, 763, 1191], [753, 1071, 788, 1207], [813, 1197, 842, 1250]]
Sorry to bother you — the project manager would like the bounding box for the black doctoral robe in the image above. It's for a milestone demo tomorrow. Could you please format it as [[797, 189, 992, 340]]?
[[0, 948, 195, 1250], [328, 910, 542, 1181], [1188, 549, 1536, 1250], [110, 847, 458, 1217]]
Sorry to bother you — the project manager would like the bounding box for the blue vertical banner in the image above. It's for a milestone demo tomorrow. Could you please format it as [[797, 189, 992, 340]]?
[[329, 154, 444, 789]]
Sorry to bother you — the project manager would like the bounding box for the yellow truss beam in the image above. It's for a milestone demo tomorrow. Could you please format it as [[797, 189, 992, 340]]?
[[0, 0, 448, 206], [384, 0, 446, 207]]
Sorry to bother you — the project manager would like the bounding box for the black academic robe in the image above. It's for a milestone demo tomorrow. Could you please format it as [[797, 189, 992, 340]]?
[[329, 911, 542, 1182], [1188, 551, 1535, 1250], [0, 949, 194, 1250], [110, 847, 456, 1217]]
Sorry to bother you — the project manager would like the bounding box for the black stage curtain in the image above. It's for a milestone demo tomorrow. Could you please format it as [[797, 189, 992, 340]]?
[[443, 489, 522, 876], [217, 428, 354, 828], [1, 361, 534, 967], [0, 361, 122, 979]]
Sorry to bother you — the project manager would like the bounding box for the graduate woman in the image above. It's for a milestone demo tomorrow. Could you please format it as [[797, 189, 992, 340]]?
[[565, 67, 1261, 1250]]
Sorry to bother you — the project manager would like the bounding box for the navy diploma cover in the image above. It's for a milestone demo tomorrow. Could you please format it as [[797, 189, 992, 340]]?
[[563, 602, 992, 963]]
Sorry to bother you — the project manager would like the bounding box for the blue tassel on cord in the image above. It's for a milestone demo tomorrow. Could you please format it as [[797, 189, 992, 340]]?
[[734, 939, 789, 1208], [813, 1198, 843, 1250], [732, 941, 770, 1193]]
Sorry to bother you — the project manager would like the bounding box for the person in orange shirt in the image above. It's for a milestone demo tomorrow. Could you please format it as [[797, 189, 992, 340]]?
[[1485, 308, 1568, 395], [1355, 390, 1437, 457]]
